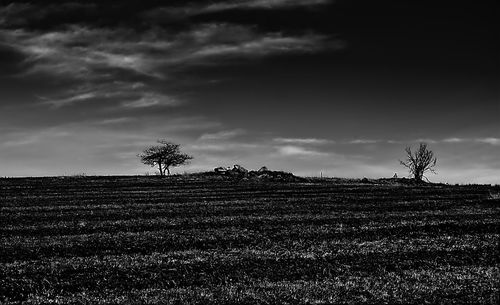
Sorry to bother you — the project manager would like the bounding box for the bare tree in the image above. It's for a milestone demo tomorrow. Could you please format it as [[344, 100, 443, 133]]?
[[138, 140, 193, 176], [400, 142, 437, 182]]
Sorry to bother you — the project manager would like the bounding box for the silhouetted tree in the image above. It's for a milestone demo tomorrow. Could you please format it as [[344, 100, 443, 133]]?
[[138, 140, 193, 176], [400, 142, 437, 182]]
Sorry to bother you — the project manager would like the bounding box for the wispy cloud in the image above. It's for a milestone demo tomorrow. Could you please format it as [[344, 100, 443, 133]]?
[[37, 81, 166, 108], [94, 117, 136, 125], [120, 93, 181, 109], [0, 26, 164, 79], [0, 3, 31, 26], [0, 20, 339, 108], [413, 138, 438, 144], [199, 129, 246, 141], [277, 145, 328, 157], [2, 129, 70, 147], [1, 24, 335, 79], [147, 0, 332, 19], [191, 34, 331, 58], [190, 143, 260, 152], [437, 137, 500, 146], [39, 92, 99, 108], [203, 0, 332, 12], [475, 137, 500, 146], [345, 137, 500, 146], [348, 139, 380, 144], [0, 2, 98, 28], [274, 137, 331, 145], [2, 138, 40, 147], [443, 137, 465, 143]]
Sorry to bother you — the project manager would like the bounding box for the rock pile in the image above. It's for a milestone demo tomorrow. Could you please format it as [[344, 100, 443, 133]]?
[[213, 165, 302, 182]]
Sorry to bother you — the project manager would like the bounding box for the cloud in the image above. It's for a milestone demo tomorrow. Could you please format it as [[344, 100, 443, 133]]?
[[0, 20, 339, 109], [274, 137, 331, 144], [155, 0, 332, 17], [149, 116, 222, 132], [443, 137, 465, 143], [120, 93, 181, 109], [277, 145, 328, 157], [204, 0, 332, 11], [167, 23, 336, 66], [0, 26, 163, 79], [348, 139, 380, 144], [475, 137, 500, 146], [0, 3, 26, 26], [190, 143, 260, 152], [95, 117, 136, 125], [2, 129, 70, 147], [191, 34, 331, 58], [199, 129, 246, 141], [38, 81, 161, 108], [1, 23, 335, 79], [0, 2, 99, 28], [414, 138, 438, 144], [39, 92, 98, 108], [2, 138, 39, 147], [440, 137, 500, 146], [345, 137, 500, 146], [347, 139, 437, 145]]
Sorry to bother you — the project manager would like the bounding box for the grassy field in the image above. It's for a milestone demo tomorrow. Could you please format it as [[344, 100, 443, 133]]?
[[1, 176, 499, 304]]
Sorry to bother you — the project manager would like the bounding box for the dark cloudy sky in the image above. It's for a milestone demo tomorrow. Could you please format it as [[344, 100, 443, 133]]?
[[0, 0, 498, 183]]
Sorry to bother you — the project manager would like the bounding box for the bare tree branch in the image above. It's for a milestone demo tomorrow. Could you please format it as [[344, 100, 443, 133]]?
[[400, 142, 437, 182]]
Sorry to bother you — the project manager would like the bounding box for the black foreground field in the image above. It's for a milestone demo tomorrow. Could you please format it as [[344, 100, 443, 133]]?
[[1, 176, 499, 304]]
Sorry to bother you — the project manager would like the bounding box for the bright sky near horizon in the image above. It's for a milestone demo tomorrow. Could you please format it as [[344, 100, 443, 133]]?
[[0, 0, 498, 183]]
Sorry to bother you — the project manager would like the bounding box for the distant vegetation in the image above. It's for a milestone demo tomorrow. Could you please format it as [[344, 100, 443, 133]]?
[[138, 140, 439, 183], [400, 142, 437, 182], [138, 140, 193, 176]]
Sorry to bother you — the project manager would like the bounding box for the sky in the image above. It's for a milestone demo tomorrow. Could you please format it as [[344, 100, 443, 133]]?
[[0, 0, 498, 183]]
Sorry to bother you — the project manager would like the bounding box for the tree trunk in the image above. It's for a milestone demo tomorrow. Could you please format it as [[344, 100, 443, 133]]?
[[414, 170, 422, 182], [166, 166, 170, 176], [158, 162, 164, 176]]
